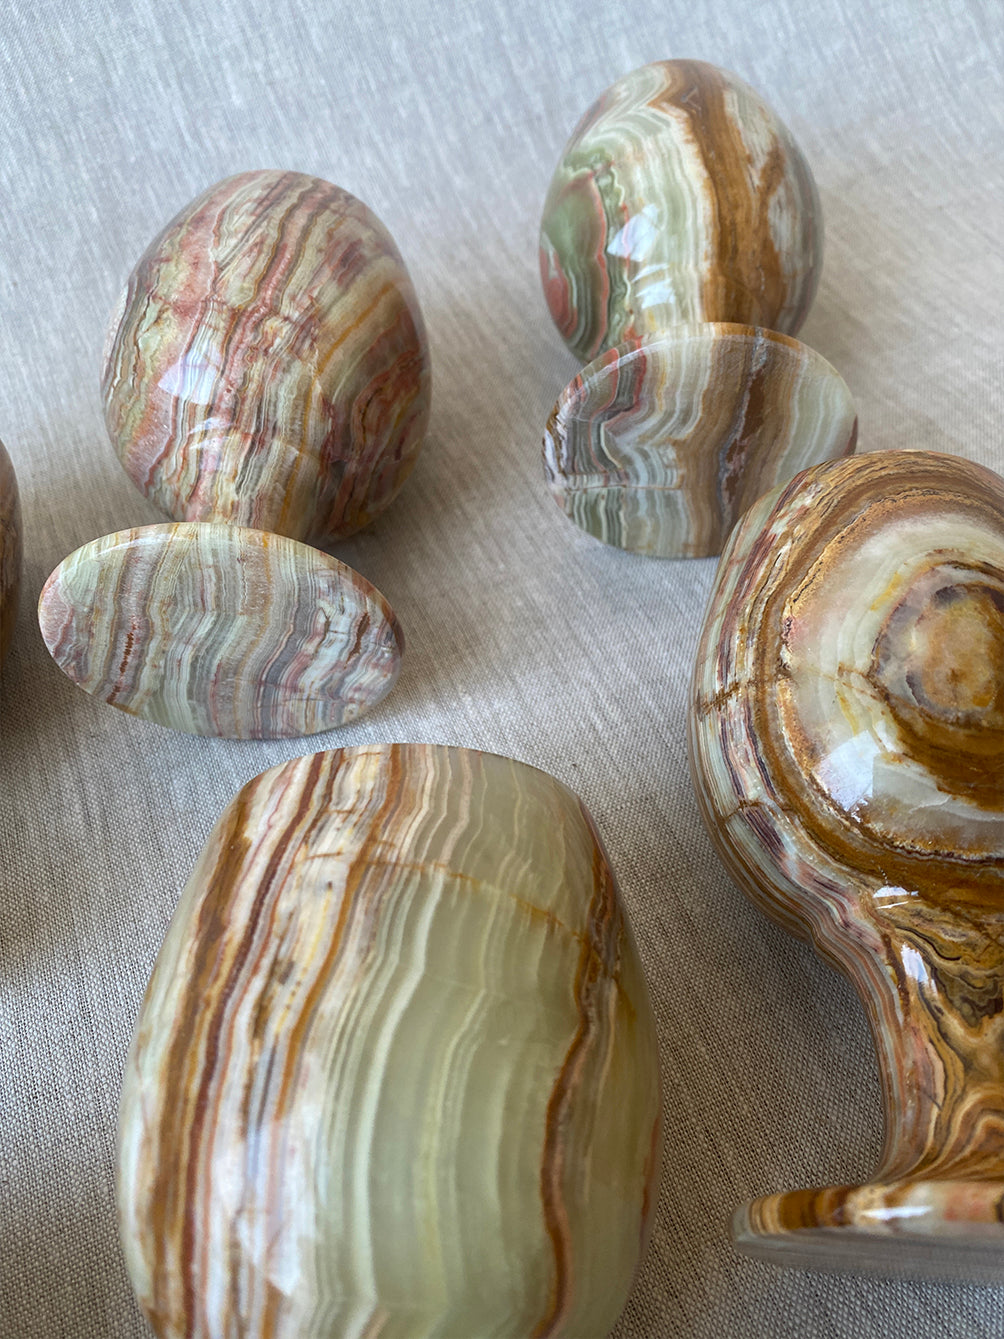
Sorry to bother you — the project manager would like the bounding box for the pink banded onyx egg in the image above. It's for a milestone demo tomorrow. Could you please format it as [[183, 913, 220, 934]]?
[[540, 61, 822, 364], [118, 743, 663, 1338], [103, 170, 430, 545], [690, 451, 1004, 1278], [0, 438, 21, 668]]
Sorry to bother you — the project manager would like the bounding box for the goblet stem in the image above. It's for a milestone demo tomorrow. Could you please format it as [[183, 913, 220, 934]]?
[[859, 891, 1004, 1186], [734, 889, 1004, 1278]]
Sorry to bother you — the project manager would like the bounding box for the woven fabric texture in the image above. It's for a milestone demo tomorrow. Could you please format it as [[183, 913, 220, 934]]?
[[1, 0, 1002, 1335]]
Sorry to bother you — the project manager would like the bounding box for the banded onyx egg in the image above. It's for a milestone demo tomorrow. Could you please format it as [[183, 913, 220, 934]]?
[[689, 451, 1004, 1278], [118, 743, 662, 1337], [103, 170, 430, 545], [540, 60, 822, 364], [0, 438, 21, 669], [38, 523, 402, 738]]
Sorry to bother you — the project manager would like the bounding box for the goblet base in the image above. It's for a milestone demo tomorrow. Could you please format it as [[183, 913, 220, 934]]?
[[734, 1180, 1004, 1281]]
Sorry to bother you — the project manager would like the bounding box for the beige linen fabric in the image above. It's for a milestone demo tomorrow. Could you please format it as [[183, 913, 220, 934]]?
[[1, 0, 1003, 1335]]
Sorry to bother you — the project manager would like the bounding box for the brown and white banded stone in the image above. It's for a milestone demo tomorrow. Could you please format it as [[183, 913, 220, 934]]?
[[544, 324, 856, 557], [103, 170, 430, 545], [689, 451, 1004, 1279], [38, 523, 402, 738], [540, 61, 822, 363], [118, 743, 662, 1337]]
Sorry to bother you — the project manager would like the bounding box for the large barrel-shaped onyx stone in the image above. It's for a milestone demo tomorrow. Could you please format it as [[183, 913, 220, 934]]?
[[118, 744, 662, 1337]]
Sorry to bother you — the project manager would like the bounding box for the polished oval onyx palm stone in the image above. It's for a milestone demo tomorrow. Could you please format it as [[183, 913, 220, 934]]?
[[544, 324, 856, 557], [118, 743, 663, 1338], [541, 60, 822, 363], [690, 450, 1004, 1278], [0, 438, 21, 668], [38, 523, 402, 738], [103, 170, 430, 545]]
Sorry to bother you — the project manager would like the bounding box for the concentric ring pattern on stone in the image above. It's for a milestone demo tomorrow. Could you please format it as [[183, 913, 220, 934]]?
[[38, 523, 402, 738], [540, 60, 822, 363], [544, 324, 856, 557], [689, 452, 1004, 1270], [690, 450, 1004, 918], [103, 170, 430, 545], [0, 438, 21, 668], [118, 743, 662, 1339]]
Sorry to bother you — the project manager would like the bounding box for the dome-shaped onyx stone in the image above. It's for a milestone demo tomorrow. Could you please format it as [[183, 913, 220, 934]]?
[[544, 324, 856, 557], [103, 170, 430, 546], [541, 61, 822, 363], [38, 523, 402, 738]]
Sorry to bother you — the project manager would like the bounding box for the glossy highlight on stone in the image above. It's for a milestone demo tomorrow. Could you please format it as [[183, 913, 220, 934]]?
[[544, 324, 856, 557], [0, 438, 21, 668], [541, 60, 822, 363], [118, 743, 663, 1338], [689, 451, 1004, 1279], [38, 523, 401, 738], [103, 170, 430, 545]]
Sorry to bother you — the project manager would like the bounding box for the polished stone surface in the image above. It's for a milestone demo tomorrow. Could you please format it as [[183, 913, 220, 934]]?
[[5, 5, 1004, 1336], [544, 324, 856, 557], [118, 743, 662, 1338], [689, 451, 1004, 1278], [103, 170, 430, 544], [0, 438, 21, 669], [540, 60, 822, 363], [38, 523, 402, 738]]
